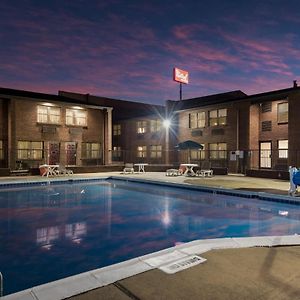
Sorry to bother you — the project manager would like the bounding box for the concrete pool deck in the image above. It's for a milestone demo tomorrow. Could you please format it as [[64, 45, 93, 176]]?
[[1, 172, 300, 299]]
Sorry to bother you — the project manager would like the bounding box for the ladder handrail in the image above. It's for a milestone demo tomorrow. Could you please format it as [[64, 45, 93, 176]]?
[[0, 271, 3, 297]]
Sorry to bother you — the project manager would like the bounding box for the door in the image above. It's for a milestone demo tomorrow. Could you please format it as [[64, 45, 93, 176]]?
[[48, 142, 60, 165], [65, 142, 77, 166], [260, 142, 271, 168]]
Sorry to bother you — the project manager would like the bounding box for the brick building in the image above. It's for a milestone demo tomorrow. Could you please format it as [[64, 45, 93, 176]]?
[[0, 88, 113, 171], [1, 84, 300, 178]]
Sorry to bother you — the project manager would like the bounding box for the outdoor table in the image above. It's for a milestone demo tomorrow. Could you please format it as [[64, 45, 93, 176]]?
[[180, 163, 198, 176], [134, 163, 149, 173]]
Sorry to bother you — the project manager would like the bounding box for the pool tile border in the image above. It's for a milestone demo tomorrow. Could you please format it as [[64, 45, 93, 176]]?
[[2, 234, 300, 300]]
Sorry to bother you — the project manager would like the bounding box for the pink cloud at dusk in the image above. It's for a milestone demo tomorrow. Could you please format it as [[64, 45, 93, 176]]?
[[1, 1, 300, 104]]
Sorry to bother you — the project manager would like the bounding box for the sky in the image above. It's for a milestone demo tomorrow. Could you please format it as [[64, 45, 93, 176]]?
[[1, 0, 300, 105]]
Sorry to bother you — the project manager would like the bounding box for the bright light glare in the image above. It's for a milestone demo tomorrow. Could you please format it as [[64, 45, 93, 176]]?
[[163, 119, 171, 128]]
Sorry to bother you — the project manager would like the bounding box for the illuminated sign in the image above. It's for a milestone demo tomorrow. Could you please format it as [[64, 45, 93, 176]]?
[[173, 68, 189, 84]]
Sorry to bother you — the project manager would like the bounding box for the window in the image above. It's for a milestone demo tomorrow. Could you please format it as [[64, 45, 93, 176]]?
[[66, 109, 87, 126], [190, 146, 205, 160], [150, 119, 162, 132], [82, 143, 101, 159], [150, 145, 162, 158], [113, 124, 121, 136], [137, 121, 147, 134], [278, 102, 288, 124], [278, 140, 288, 158], [209, 109, 227, 126], [17, 141, 43, 160], [0, 140, 3, 159], [37, 105, 61, 124], [189, 112, 205, 129], [112, 146, 122, 158], [209, 143, 227, 159], [137, 145, 147, 158]]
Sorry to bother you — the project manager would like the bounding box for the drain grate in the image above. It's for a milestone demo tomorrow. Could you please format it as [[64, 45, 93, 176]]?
[[159, 255, 206, 274]]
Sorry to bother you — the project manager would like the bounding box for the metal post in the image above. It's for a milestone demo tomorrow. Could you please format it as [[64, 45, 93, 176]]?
[[0, 271, 3, 297], [180, 83, 182, 100]]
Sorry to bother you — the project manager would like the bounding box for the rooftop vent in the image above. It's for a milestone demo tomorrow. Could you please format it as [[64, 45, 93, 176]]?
[[293, 80, 297, 88]]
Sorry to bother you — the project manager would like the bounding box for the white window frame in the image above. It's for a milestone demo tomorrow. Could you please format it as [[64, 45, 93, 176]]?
[[66, 108, 87, 126], [190, 111, 205, 129], [150, 145, 162, 158], [278, 140, 288, 159], [37, 105, 61, 124], [137, 145, 147, 158], [113, 124, 121, 136], [137, 121, 147, 134]]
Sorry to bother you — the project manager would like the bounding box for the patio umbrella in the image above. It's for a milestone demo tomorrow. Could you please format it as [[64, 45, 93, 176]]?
[[175, 140, 204, 150], [175, 140, 204, 163]]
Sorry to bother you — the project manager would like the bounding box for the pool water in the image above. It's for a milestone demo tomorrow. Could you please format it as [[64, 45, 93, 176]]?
[[1, 179, 300, 295]]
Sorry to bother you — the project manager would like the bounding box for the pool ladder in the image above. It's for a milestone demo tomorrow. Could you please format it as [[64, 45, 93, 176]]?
[[0, 272, 3, 297]]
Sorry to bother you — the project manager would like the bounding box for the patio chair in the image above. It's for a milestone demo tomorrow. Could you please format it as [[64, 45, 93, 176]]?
[[56, 165, 73, 176], [165, 166, 184, 176], [122, 163, 134, 174], [196, 161, 213, 177]]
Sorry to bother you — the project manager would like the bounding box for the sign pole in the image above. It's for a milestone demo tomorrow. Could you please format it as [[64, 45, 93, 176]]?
[[180, 82, 182, 100]]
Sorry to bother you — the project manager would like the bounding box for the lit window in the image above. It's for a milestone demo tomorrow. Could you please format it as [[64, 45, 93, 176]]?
[[137, 121, 147, 134], [137, 145, 147, 158], [66, 109, 87, 126], [278, 140, 288, 158], [17, 141, 43, 160], [209, 109, 227, 126], [37, 105, 61, 124], [150, 145, 162, 158], [277, 102, 288, 124], [189, 112, 205, 128], [190, 146, 205, 160], [113, 124, 121, 136], [0, 140, 3, 159], [82, 143, 101, 159], [209, 143, 227, 159], [150, 119, 162, 132], [112, 146, 122, 158]]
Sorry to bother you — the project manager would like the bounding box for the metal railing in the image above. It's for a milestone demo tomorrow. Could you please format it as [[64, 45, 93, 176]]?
[[0, 271, 3, 297]]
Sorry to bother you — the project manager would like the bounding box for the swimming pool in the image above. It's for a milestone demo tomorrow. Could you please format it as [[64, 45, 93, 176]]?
[[1, 178, 300, 295]]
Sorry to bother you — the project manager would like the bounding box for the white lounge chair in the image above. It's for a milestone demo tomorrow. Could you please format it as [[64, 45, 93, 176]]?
[[122, 163, 134, 174], [56, 165, 73, 176], [196, 161, 213, 177]]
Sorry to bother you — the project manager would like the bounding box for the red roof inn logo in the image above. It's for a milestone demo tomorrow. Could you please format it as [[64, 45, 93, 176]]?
[[173, 68, 189, 84]]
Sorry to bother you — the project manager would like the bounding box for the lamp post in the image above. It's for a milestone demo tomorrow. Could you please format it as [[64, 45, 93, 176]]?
[[163, 119, 171, 165]]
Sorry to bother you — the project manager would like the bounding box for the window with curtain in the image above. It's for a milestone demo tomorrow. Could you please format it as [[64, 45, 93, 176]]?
[[209, 109, 227, 126], [113, 124, 121, 136], [137, 145, 147, 157], [137, 121, 147, 134], [82, 143, 101, 158], [278, 140, 288, 158], [112, 146, 122, 158], [66, 109, 87, 126], [150, 145, 162, 158], [189, 111, 205, 129], [37, 105, 61, 124], [277, 102, 288, 124], [209, 143, 227, 159], [17, 141, 43, 160], [150, 119, 162, 132], [190, 146, 205, 160]]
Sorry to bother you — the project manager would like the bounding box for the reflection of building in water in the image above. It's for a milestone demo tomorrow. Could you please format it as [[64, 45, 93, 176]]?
[[65, 222, 87, 244], [36, 226, 59, 250]]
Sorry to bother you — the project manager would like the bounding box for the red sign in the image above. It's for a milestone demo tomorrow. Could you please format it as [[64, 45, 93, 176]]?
[[173, 68, 189, 84]]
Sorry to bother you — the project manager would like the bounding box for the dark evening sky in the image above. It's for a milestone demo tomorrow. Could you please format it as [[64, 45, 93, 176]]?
[[1, 0, 300, 104]]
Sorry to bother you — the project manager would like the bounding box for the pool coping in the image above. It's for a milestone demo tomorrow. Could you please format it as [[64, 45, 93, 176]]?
[[1, 176, 300, 299], [3, 235, 300, 300]]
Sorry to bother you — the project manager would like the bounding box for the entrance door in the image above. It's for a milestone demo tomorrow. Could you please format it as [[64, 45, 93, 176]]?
[[48, 142, 60, 165], [65, 142, 77, 166], [260, 142, 271, 168]]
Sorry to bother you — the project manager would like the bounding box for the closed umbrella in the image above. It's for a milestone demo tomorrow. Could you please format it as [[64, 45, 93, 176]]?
[[175, 140, 204, 163]]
